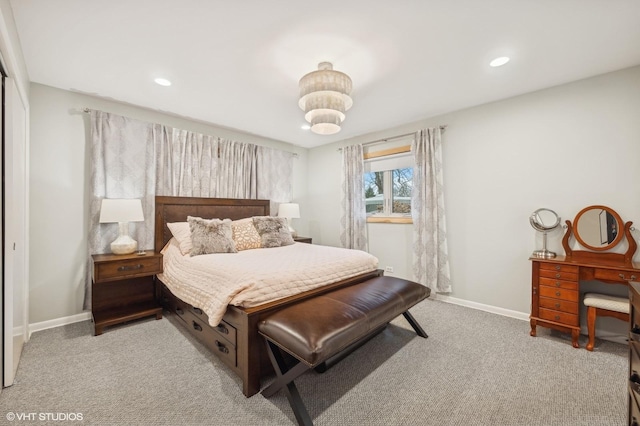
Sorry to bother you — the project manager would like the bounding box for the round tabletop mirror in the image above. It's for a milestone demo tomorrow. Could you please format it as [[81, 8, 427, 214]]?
[[530, 208, 561, 232], [573, 205, 623, 251], [529, 208, 561, 258]]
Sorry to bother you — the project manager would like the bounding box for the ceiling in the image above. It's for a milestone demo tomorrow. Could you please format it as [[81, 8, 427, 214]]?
[[9, 0, 640, 148]]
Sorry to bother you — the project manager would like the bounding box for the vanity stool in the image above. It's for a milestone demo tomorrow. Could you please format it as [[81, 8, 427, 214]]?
[[583, 292, 630, 351]]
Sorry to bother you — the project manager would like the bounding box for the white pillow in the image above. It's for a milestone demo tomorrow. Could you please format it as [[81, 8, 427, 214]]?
[[167, 222, 192, 255]]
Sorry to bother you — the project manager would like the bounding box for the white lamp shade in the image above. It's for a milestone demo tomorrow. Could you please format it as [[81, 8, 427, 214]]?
[[277, 203, 300, 219], [99, 199, 144, 223]]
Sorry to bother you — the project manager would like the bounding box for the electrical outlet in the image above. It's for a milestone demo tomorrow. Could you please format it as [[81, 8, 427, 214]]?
[[385, 266, 394, 273]]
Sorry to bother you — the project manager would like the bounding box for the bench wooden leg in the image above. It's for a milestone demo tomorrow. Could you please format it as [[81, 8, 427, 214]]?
[[403, 311, 428, 338], [262, 340, 314, 426]]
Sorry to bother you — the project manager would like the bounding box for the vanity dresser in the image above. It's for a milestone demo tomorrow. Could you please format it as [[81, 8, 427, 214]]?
[[529, 205, 639, 348]]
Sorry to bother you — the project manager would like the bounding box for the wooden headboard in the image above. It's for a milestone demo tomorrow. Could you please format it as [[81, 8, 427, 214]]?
[[154, 196, 270, 252]]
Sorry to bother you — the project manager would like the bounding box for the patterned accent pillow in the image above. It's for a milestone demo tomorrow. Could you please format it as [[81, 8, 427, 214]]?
[[252, 216, 295, 248], [187, 216, 237, 256], [167, 221, 192, 255], [231, 218, 263, 251]]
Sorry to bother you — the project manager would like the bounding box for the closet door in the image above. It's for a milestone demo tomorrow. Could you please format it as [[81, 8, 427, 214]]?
[[3, 77, 27, 387]]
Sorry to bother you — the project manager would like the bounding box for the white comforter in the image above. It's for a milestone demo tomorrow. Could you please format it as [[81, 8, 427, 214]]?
[[158, 239, 379, 326]]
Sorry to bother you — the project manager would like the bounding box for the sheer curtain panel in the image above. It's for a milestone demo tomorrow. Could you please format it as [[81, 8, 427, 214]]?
[[86, 111, 157, 309], [340, 144, 368, 250], [411, 128, 451, 293]]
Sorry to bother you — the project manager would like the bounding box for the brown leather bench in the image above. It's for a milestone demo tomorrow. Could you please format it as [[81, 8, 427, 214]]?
[[258, 276, 430, 426]]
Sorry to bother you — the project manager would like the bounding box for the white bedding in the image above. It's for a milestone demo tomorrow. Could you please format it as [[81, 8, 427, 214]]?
[[158, 238, 379, 326]]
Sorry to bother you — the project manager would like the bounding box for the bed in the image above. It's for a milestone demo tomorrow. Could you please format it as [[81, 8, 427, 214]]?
[[154, 196, 383, 397]]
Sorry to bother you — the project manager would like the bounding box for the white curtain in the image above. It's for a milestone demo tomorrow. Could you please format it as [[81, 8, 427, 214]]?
[[257, 145, 294, 214], [340, 144, 368, 250], [85, 110, 293, 309], [217, 139, 258, 199], [85, 111, 157, 309], [155, 127, 219, 197], [411, 127, 451, 293]]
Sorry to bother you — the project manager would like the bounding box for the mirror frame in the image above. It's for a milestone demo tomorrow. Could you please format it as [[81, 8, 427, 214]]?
[[573, 205, 623, 251]]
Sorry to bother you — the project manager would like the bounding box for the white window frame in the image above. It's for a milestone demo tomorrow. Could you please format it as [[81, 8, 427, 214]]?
[[364, 148, 413, 224]]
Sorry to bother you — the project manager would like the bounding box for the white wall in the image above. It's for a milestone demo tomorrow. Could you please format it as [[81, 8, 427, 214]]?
[[307, 66, 640, 328], [28, 83, 308, 324]]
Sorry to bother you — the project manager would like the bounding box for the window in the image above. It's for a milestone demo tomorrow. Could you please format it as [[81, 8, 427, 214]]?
[[363, 148, 413, 222]]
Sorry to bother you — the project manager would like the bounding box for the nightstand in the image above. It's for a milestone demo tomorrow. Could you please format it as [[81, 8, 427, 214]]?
[[293, 236, 312, 244], [91, 251, 163, 336]]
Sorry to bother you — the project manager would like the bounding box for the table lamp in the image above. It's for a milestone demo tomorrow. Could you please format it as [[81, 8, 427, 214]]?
[[277, 203, 300, 237], [99, 198, 144, 255]]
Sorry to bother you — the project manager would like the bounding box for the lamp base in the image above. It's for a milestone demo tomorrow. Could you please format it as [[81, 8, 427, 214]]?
[[110, 223, 138, 255]]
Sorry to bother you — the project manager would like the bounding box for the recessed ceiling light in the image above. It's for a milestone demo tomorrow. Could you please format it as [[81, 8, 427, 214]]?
[[301, 124, 311, 130], [154, 77, 172, 86], [489, 57, 510, 67]]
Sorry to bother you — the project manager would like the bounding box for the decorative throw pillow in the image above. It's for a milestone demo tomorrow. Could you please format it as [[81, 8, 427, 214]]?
[[231, 218, 263, 251], [252, 216, 295, 248], [167, 221, 192, 255], [187, 216, 237, 256]]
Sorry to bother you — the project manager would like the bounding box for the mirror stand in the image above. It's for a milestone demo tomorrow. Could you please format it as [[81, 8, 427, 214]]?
[[532, 231, 556, 259]]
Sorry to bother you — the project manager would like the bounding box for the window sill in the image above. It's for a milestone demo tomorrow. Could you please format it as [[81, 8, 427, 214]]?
[[367, 217, 413, 224]]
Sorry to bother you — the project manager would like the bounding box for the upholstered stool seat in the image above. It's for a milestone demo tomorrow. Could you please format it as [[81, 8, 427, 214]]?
[[583, 293, 630, 351]]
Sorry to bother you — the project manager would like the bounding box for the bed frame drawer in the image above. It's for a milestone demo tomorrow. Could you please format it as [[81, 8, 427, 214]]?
[[183, 310, 237, 369], [189, 307, 237, 346]]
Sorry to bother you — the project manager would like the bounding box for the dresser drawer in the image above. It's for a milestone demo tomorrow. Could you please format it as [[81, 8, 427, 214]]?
[[539, 268, 578, 282], [539, 277, 578, 291], [594, 268, 639, 283], [183, 310, 237, 368], [539, 296, 578, 314], [539, 286, 579, 302], [539, 263, 579, 274], [93, 255, 162, 283], [539, 307, 579, 326]]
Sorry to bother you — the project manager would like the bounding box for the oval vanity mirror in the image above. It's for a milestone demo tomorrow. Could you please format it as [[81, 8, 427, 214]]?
[[573, 205, 623, 251], [530, 208, 561, 258]]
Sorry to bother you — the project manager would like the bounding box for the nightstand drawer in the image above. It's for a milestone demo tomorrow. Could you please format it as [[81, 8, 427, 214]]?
[[539, 263, 579, 274], [93, 254, 162, 283]]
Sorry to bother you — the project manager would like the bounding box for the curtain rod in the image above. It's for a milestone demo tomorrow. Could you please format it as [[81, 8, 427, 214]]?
[[338, 125, 447, 152]]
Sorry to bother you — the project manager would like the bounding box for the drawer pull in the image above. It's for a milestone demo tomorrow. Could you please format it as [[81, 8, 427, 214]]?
[[215, 340, 229, 354], [554, 315, 561, 321], [619, 273, 638, 281], [555, 273, 561, 278], [555, 265, 561, 271], [555, 291, 561, 297], [216, 324, 229, 334], [555, 281, 561, 287], [192, 321, 202, 332], [176, 308, 184, 316], [193, 307, 204, 315], [117, 264, 144, 272], [555, 303, 561, 309]]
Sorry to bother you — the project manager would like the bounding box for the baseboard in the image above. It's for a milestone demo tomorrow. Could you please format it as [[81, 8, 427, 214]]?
[[29, 312, 91, 338], [434, 294, 530, 322]]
